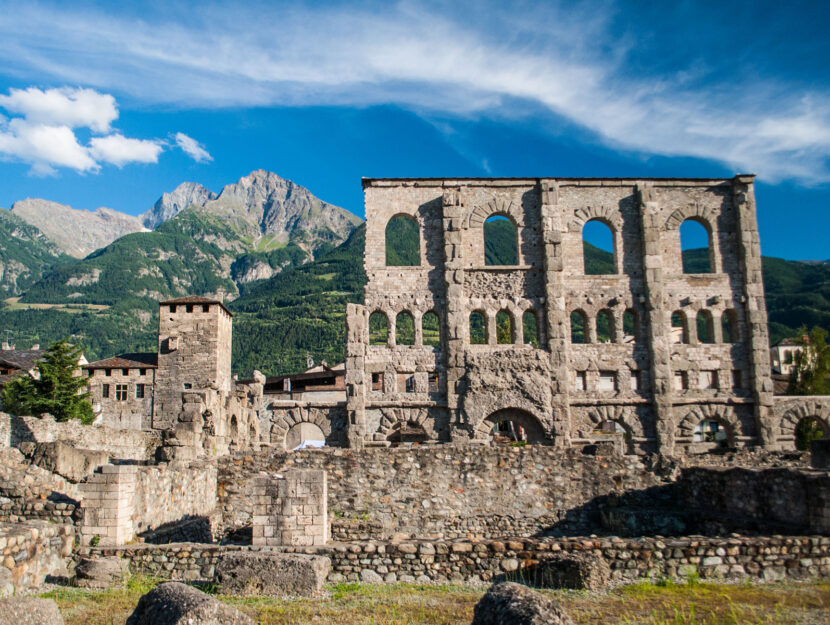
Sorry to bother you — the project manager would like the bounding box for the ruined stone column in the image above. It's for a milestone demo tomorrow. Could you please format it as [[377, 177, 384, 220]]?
[[441, 188, 469, 438], [345, 303, 367, 449], [79, 464, 137, 547], [636, 183, 676, 455], [253, 470, 328, 546], [539, 181, 572, 447], [733, 175, 777, 448]]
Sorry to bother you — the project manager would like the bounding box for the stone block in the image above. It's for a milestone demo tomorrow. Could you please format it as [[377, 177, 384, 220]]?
[[472, 582, 574, 625], [126, 582, 253, 625], [214, 552, 330, 597], [0, 597, 64, 625]]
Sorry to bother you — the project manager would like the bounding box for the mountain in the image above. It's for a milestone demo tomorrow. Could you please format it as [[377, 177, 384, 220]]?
[[10, 199, 146, 258], [0, 209, 70, 297], [141, 182, 217, 229]]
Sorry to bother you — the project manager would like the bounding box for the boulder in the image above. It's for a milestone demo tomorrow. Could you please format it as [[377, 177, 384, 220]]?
[[509, 553, 610, 591], [126, 582, 253, 625], [31, 441, 110, 482], [215, 552, 330, 597], [74, 556, 128, 589], [472, 582, 573, 625], [0, 596, 64, 625]]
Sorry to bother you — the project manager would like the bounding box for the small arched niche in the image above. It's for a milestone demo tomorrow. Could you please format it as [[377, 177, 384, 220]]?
[[496, 310, 513, 344], [691, 418, 731, 451], [523, 310, 539, 347], [421, 311, 441, 348], [571, 310, 587, 344], [484, 215, 518, 266], [680, 219, 713, 273], [583, 219, 616, 275], [385, 215, 420, 266], [369, 311, 388, 345], [671, 311, 689, 344], [469, 311, 487, 345], [396, 311, 415, 346]]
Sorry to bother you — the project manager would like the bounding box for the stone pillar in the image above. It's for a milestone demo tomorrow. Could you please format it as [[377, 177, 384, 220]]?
[[540, 181, 572, 446], [345, 303, 367, 449], [636, 183, 676, 455], [733, 175, 776, 448], [441, 188, 469, 438], [79, 464, 136, 547], [252, 470, 328, 547]]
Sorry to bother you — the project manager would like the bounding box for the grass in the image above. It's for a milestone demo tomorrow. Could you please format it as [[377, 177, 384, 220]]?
[[42, 577, 830, 625], [3, 297, 109, 312]]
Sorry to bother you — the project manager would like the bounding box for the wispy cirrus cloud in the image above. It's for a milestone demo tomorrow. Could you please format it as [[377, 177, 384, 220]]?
[[1, 2, 829, 182], [0, 86, 210, 174], [174, 132, 212, 163]]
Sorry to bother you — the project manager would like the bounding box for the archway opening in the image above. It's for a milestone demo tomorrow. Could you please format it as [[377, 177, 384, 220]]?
[[422, 311, 441, 348], [623, 308, 638, 343], [571, 310, 587, 344], [671, 311, 689, 344], [470, 311, 486, 345], [596, 309, 615, 343], [692, 418, 730, 449], [396, 311, 415, 346], [230, 415, 238, 446], [496, 310, 513, 344], [680, 219, 713, 273], [697, 310, 715, 344], [483, 408, 547, 445], [523, 310, 539, 347], [592, 419, 634, 455], [388, 421, 430, 447], [484, 214, 518, 266], [369, 312, 388, 345], [583, 219, 616, 275], [385, 215, 420, 266], [795, 417, 828, 451], [722, 309, 739, 343], [286, 422, 326, 450]]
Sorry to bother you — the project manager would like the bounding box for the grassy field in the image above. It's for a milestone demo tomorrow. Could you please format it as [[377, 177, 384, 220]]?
[[43, 578, 830, 625], [3, 297, 109, 313]]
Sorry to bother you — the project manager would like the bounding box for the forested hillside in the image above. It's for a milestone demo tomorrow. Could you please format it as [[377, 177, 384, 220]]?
[[0, 209, 70, 296]]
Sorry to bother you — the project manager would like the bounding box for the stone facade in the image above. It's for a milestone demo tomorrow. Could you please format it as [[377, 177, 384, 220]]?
[[85, 357, 156, 430], [344, 176, 830, 454]]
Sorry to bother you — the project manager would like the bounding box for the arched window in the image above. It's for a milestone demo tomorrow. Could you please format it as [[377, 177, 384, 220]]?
[[484, 215, 518, 266], [680, 219, 713, 273], [583, 219, 615, 275], [422, 311, 441, 348], [623, 308, 638, 343], [692, 419, 729, 448], [470, 311, 486, 345], [570, 310, 587, 344], [523, 310, 539, 347], [671, 311, 689, 344], [721, 309, 739, 343], [696, 310, 714, 344], [596, 309, 615, 343], [496, 310, 512, 344], [385, 215, 420, 266], [795, 417, 828, 451], [396, 311, 415, 346], [230, 415, 239, 444], [369, 312, 388, 345]]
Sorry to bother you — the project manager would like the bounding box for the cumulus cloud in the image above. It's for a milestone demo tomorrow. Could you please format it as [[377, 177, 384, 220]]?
[[174, 132, 212, 162], [0, 86, 207, 174]]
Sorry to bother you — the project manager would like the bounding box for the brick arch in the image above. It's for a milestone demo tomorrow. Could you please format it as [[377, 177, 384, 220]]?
[[378, 407, 431, 440], [569, 205, 622, 232], [270, 406, 332, 450], [779, 401, 830, 447], [664, 204, 717, 231], [676, 404, 740, 446], [585, 404, 644, 438], [467, 198, 523, 228], [474, 407, 548, 443]]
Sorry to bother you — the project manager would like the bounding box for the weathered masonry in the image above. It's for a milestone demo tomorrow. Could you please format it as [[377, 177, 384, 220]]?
[[345, 176, 805, 455]]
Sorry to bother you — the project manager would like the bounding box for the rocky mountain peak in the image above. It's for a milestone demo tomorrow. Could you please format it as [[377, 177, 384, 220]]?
[[141, 182, 217, 229]]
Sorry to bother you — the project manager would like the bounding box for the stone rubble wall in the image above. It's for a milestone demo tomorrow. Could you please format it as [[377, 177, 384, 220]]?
[[0, 413, 9, 448], [0, 521, 73, 596], [0, 448, 80, 524], [77, 535, 830, 588]]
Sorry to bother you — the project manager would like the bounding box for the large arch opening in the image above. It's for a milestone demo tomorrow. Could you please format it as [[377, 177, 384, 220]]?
[[396, 311, 415, 346], [484, 215, 518, 266], [680, 219, 713, 273], [369, 311, 388, 346], [286, 422, 326, 450], [385, 215, 420, 266], [795, 416, 829, 451], [470, 311, 487, 345], [496, 310, 513, 344], [623, 308, 639, 343], [481, 408, 548, 445], [583, 219, 616, 275], [596, 309, 615, 343]]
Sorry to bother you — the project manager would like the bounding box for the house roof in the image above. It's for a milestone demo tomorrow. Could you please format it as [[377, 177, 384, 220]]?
[[160, 295, 232, 317], [84, 353, 158, 369], [0, 349, 43, 372], [772, 338, 802, 347]]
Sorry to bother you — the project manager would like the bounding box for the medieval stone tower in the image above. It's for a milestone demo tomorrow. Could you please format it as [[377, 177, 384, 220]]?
[[153, 296, 233, 430]]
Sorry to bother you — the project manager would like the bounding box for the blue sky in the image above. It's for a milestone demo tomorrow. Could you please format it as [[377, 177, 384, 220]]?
[[0, 0, 828, 259]]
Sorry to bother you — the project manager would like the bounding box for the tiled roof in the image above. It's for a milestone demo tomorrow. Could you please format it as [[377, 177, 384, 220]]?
[[84, 352, 158, 369], [0, 349, 43, 372], [159, 295, 232, 316]]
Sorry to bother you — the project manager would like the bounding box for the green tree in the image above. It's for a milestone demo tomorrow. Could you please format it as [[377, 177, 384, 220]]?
[[1, 339, 94, 423], [788, 326, 830, 396]]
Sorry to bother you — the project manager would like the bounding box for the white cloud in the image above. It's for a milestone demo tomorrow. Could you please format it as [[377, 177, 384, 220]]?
[[0, 3, 829, 182], [0, 118, 98, 174], [88, 134, 163, 167], [174, 132, 212, 162], [0, 87, 117, 133]]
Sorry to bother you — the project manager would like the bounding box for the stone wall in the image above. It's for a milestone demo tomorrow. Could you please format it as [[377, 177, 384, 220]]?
[[253, 470, 328, 547], [0, 521, 73, 596], [86, 367, 155, 430], [79, 534, 830, 588], [0, 412, 8, 448]]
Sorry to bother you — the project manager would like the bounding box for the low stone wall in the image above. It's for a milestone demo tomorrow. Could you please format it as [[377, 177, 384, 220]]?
[[9, 414, 158, 460], [79, 535, 830, 588], [0, 521, 73, 596]]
